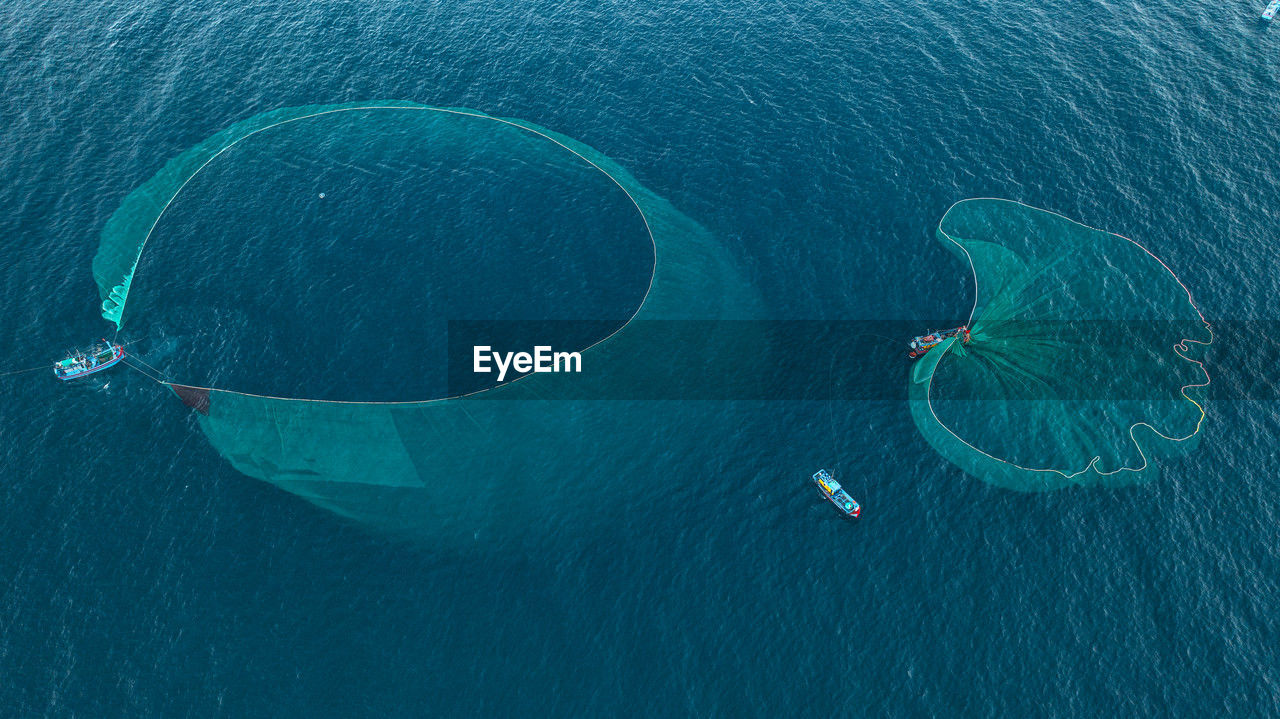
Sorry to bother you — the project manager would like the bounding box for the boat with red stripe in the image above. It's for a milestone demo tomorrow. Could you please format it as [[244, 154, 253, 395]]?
[[54, 341, 125, 381]]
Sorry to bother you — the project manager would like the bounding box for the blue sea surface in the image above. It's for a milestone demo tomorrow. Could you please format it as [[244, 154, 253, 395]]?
[[2, 0, 1279, 716]]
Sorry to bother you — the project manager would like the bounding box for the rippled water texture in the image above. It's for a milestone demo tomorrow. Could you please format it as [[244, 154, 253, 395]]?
[[2, 0, 1278, 715]]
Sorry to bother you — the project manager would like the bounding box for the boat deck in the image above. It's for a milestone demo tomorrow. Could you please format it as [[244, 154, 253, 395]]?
[[812, 469, 861, 517], [55, 344, 125, 380]]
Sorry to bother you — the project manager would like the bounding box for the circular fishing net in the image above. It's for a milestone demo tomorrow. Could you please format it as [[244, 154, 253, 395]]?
[[93, 102, 757, 533], [908, 199, 1211, 491]]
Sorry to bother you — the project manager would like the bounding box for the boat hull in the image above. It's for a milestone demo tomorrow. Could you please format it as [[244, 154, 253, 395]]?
[[907, 326, 969, 360], [812, 469, 861, 518], [55, 346, 125, 381]]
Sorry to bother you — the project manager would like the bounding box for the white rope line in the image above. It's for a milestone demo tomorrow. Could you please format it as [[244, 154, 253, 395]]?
[[125, 353, 170, 382], [922, 198, 1212, 481], [0, 364, 53, 378], [122, 357, 165, 383], [111, 103, 659, 405]]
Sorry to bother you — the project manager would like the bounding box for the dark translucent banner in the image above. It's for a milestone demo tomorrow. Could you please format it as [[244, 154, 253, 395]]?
[[445, 320, 1267, 400]]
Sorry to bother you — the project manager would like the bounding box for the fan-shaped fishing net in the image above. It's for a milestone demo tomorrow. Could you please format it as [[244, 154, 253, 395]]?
[[908, 199, 1211, 491]]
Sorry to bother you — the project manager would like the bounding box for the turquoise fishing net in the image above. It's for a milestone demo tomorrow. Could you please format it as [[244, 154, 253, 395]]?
[[908, 199, 1211, 491], [93, 102, 757, 534]]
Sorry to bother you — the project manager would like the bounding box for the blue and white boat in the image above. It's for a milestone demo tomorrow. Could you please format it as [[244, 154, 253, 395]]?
[[907, 325, 969, 360], [813, 469, 861, 518], [54, 341, 125, 381], [1265, 0, 1279, 20]]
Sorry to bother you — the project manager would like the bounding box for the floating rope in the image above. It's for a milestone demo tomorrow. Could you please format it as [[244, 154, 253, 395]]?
[[93, 103, 660, 406], [0, 364, 52, 378], [914, 198, 1212, 484], [121, 357, 166, 384], [124, 353, 169, 382]]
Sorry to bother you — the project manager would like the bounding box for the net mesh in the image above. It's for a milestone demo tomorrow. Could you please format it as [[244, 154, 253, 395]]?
[[908, 199, 1211, 491], [94, 102, 757, 534]]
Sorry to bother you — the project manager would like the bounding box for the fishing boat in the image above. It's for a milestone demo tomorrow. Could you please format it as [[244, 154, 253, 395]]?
[[54, 341, 125, 381], [907, 326, 969, 360], [1265, 0, 1279, 20], [812, 469, 860, 518]]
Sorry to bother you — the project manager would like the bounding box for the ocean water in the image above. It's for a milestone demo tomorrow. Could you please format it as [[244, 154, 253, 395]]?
[[2, 0, 1279, 716]]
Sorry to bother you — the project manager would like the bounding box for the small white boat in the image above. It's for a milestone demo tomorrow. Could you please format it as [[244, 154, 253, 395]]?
[[1264, 0, 1279, 20]]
